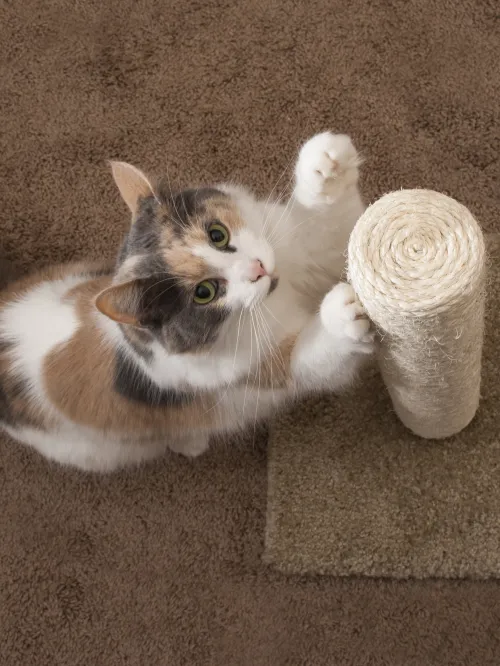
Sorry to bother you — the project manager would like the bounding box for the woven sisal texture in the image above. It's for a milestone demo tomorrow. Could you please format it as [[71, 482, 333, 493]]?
[[348, 190, 486, 439]]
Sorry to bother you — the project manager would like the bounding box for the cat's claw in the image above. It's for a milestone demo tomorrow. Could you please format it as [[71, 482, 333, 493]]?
[[295, 132, 361, 207], [320, 283, 375, 353]]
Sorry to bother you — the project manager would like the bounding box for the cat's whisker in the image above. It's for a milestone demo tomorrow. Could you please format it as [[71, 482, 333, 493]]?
[[252, 306, 272, 372], [261, 155, 296, 237], [179, 186, 191, 223], [270, 213, 313, 247], [164, 162, 187, 227], [265, 209, 293, 249], [242, 309, 255, 418], [262, 303, 286, 330], [252, 308, 280, 400], [254, 306, 282, 367], [140, 275, 179, 299], [250, 307, 263, 443], [267, 184, 297, 246], [267, 169, 298, 231], [263, 129, 315, 241], [255, 306, 286, 377], [269, 212, 319, 249], [145, 282, 180, 308], [201, 307, 246, 416]]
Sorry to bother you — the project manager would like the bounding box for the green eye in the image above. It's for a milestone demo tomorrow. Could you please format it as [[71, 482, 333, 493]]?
[[194, 280, 218, 304], [208, 223, 229, 249]]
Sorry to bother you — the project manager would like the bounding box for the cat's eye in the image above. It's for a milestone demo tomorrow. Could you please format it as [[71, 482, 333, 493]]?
[[194, 280, 218, 304], [208, 222, 229, 249]]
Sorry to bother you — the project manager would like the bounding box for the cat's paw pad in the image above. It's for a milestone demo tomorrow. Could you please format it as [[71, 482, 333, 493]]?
[[320, 283, 375, 351], [295, 132, 361, 206]]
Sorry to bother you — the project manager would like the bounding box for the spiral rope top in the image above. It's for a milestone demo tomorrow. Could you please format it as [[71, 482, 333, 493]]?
[[348, 190, 486, 326]]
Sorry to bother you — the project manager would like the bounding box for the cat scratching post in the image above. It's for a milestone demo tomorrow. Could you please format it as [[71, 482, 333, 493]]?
[[348, 190, 486, 439]]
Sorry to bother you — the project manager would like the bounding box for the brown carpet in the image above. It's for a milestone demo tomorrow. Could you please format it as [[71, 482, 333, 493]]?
[[266, 236, 500, 578], [1, 0, 500, 664]]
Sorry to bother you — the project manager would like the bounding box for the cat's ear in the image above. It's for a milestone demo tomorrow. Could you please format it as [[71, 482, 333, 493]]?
[[95, 279, 144, 325], [110, 161, 154, 213]]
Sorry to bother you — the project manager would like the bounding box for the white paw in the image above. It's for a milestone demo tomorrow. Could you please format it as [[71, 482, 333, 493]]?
[[320, 283, 375, 353], [295, 132, 361, 206], [169, 435, 210, 458]]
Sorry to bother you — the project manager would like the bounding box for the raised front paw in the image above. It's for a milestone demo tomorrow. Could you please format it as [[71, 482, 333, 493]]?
[[320, 283, 375, 353], [295, 132, 361, 207]]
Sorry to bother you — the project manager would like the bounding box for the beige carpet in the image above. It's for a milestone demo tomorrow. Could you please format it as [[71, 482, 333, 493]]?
[[266, 235, 500, 578], [2, 0, 500, 663]]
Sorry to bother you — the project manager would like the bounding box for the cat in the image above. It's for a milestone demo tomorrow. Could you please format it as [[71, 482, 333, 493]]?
[[0, 131, 375, 472]]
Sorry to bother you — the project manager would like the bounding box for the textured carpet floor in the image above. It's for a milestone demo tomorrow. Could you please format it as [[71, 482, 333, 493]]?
[[266, 236, 500, 578], [1, 0, 499, 664]]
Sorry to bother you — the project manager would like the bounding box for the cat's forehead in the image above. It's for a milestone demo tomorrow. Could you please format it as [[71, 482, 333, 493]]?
[[157, 186, 244, 245], [118, 186, 244, 283]]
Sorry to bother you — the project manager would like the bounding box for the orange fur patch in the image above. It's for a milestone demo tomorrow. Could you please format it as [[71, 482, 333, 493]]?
[[0, 261, 115, 431], [163, 243, 208, 284], [204, 196, 244, 232]]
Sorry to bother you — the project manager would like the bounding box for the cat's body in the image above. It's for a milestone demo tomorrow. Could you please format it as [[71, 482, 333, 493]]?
[[0, 132, 374, 471]]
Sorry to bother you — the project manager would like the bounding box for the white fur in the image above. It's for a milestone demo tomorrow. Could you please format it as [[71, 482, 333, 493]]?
[[0, 276, 85, 416], [2, 422, 169, 472], [1, 132, 375, 471]]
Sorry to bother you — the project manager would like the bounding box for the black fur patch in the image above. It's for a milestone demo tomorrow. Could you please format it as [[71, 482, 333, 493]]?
[[114, 350, 193, 407]]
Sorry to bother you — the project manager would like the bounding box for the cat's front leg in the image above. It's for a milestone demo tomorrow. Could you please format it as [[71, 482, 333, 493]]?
[[319, 282, 374, 350], [286, 132, 365, 288], [294, 132, 362, 209], [290, 283, 375, 393]]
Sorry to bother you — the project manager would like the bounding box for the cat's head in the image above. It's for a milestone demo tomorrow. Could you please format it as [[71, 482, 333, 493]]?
[[96, 162, 278, 353]]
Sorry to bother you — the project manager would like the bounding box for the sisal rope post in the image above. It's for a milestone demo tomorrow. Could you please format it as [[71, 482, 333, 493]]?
[[347, 189, 486, 439]]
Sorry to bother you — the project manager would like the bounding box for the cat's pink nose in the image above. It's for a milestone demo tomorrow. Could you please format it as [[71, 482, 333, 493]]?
[[249, 259, 268, 282]]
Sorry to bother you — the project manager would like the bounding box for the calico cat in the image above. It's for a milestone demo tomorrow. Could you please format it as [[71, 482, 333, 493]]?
[[0, 132, 375, 471]]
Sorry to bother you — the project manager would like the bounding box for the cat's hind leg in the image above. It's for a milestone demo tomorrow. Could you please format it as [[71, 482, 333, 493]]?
[[168, 433, 210, 458], [2, 423, 169, 472]]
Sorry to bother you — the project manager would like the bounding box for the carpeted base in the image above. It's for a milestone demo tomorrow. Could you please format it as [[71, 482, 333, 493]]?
[[265, 237, 500, 578]]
